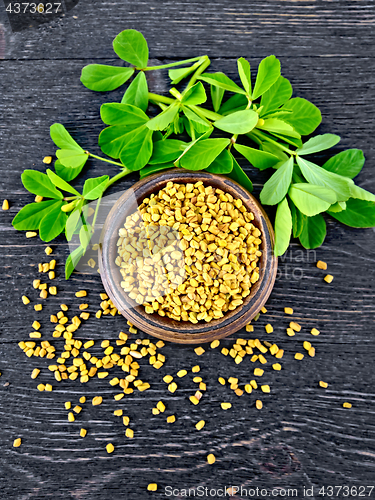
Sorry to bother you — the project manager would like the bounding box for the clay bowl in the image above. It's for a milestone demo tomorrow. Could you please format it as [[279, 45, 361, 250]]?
[[99, 169, 277, 344]]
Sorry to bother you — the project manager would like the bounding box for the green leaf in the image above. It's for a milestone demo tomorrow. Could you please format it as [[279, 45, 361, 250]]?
[[79, 224, 92, 250], [80, 64, 134, 91], [252, 55, 281, 100], [296, 134, 340, 155], [237, 57, 251, 95], [260, 76, 293, 116], [65, 245, 85, 279], [181, 82, 207, 106], [149, 139, 187, 164], [180, 138, 230, 171], [328, 202, 345, 213], [39, 202, 67, 242], [46, 169, 81, 196], [56, 149, 89, 169], [100, 103, 149, 127], [299, 214, 326, 249], [120, 127, 153, 171], [234, 144, 280, 170], [12, 200, 61, 231], [146, 104, 179, 131], [21, 170, 63, 199], [66, 208, 82, 241], [322, 149, 365, 179], [268, 133, 302, 148], [211, 85, 225, 112], [257, 118, 301, 139], [140, 162, 175, 179], [214, 110, 258, 135], [350, 185, 375, 202], [169, 65, 197, 85], [296, 156, 353, 202], [113, 29, 149, 68], [273, 197, 292, 257], [182, 107, 211, 134], [329, 198, 375, 228], [199, 72, 246, 94], [206, 149, 233, 174], [227, 154, 253, 192], [121, 71, 148, 112], [50, 123, 83, 151], [289, 183, 337, 216], [54, 160, 83, 183], [281, 97, 322, 135], [99, 125, 138, 159], [260, 157, 294, 205], [289, 200, 306, 238], [218, 94, 248, 116], [82, 175, 109, 200], [261, 142, 289, 163]]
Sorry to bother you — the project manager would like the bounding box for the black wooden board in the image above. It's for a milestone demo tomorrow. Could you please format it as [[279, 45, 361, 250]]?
[[1, 1, 375, 499]]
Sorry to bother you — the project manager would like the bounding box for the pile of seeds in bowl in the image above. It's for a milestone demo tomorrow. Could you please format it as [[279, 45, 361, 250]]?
[[115, 181, 263, 323]]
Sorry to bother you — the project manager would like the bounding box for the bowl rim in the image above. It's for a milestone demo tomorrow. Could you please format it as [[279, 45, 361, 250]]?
[[98, 169, 277, 344]]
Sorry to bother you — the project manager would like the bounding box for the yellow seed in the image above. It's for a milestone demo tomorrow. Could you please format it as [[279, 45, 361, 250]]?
[[294, 353, 304, 360], [272, 363, 281, 371], [49, 271, 55, 280], [255, 400, 263, 410], [106, 443, 114, 453], [221, 348, 229, 356], [73, 405, 82, 414], [254, 368, 264, 376], [123, 416, 130, 426], [190, 395, 199, 405], [45, 246, 53, 255], [2, 199, 9, 210], [195, 420, 205, 430], [114, 393, 124, 401], [80, 428, 87, 437], [113, 409, 123, 416], [37, 384, 45, 391], [221, 402, 232, 410], [261, 306, 267, 314], [194, 347, 205, 356], [26, 231, 37, 238], [343, 402, 352, 409], [311, 328, 320, 336], [286, 328, 295, 337], [33, 279, 40, 289], [156, 401, 165, 412], [147, 484, 157, 491], [261, 385, 270, 393], [167, 415, 176, 423], [32, 320, 41, 330], [284, 307, 293, 315], [43, 156, 53, 164], [79, 396, 86, 404], [207, 453, 216, 464], [168, 382, 178, 393], [303, 341, 311, 351], [210, 339, 220, 349], [308, 347, 316, 357], [177, 369, 187, 378], [34, 304, 42, 311], [258, 354, 267, 364], [35, 195, 43, 202], [246, 324, 254, 332], [125, 428, 134, 438], [13, 438, 21, 448], [319, 381, 328, 388], [96, 310, 102, 318], [68, 412, 75, 422], [75, 290, 87, 297], [45, 383, 52, 391], [290, 321, 301, 332], [218, 377, 226, 385], [324, 274, 334, 283], [316, 260, 327, 270], [92, 396, 103, 406], [152, 408, 160, 415], [29, 332, 41, 339], [163, 375, 173, 384], [65, 401, 71, 409], [265, 324, 273, 334], [250, 379, 258, 389], [31, 368, 40, 379], [22, 295, 30, 305]]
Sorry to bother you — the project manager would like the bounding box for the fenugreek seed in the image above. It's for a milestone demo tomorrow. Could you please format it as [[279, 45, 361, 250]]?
[[35, 195, 43, 202], [31, 368, 40, 379], [45, 384, 52, 391], [194, 347, 205, 356], [284, 307, 293, 315], [167, 415, 176, 423], [272, 363, 282, 371], [308, 347, 316, 357], [343, 402, 352, 409], [33, 279, 40, 289], [34, 304, 42, 311], [316, 260, 327, 270], [106, 443, 114, 453], [324, 274, 334, 283], [246, 324, 254, 332], [73, 405, 82, 414], [311, 328, 320, 336], [221, 348, 229, 356], [125, 428, 134, 438], [65, 401, 71, 409], [79, 396, 86, 404], [147, 484, 157, 492], [156, 401, 166, 412], [258, 354, 267, 364], [294, 353, 304, 360], [195, 420, 205, 430], [286, 328, 295, 337], [2, 199, 9, 210], [218, 377, 226, 385], [254, 368, 264, 377], [261, 385, 270, 393], [22, 295, 30, 305], [75, 290, 87, 297], [92, 396, 103, 406], [207, 453, 216, 465], [43, 156, 52, 164], [303, 341, 311, 351], [261, 307, 267, 314], [13, 438, 21, 448], [29, 332, 41, 339], [255, 400, 263, 410], [68, 412, 75, 422], [265, 324, 273, 334], [290, 322, 301, 332], [210, 339, 220, 349], [26, 231, 37, 238], [37, 384, 45, 391], [192, 365, 200, 373], [319, 381, 328, 388], [177, 370, 187, 378], [80, 428, 87, 437], [221, 402, 232, 410], [190, 395, 199, 405]]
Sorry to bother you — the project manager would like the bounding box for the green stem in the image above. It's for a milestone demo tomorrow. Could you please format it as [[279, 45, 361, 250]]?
[[186, 56, 211, 89], [190, 105, 222, 122], [86, 152, 124, 167], [148, 93, 175, 105], [142, 56, 206, 71], [248, 129, 295, 155], [104, 167, 132, 190]]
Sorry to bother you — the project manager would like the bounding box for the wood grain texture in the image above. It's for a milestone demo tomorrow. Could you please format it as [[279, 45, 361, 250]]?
[[0, 1, 375, 498]]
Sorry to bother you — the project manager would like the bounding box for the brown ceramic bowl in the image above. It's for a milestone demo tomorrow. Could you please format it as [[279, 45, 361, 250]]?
[[98, 169, 277, 344]]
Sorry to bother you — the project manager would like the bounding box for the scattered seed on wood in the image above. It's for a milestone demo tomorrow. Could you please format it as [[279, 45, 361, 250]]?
[[13, 438, 21, 448], [316, 260, 327, 270], [284, 307, 293, 315], [319, 381, 328, 388], [343, 402, 352, 408], [324, 274, 334, 283]]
